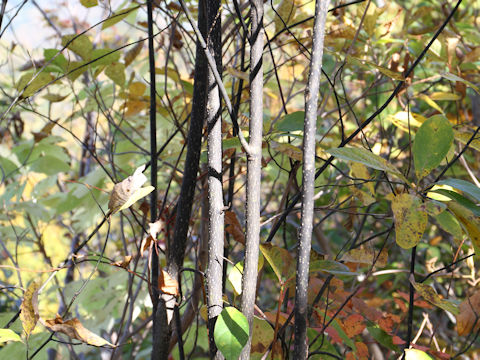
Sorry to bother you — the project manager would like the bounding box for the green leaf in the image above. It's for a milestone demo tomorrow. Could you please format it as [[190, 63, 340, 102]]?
[[105, 62, 126, 87], [80, 0, 98, 7], [117, 185, 154, 213], [405, 349, 434, 360], [434, 210, 463, 239], [0, 329, 22, 344], [29, 156, 70, 175], [391, 193, 428, 249], [44, 49, 68, 71], [214, 307, 249, 360], [61, 34, 93, 60], [413, 115, 453, 179], [309, 260, 357, 276], [441, 73, 480, 94], [431, 189, 480, 216], [367, 326, 399, 352], [16, 72, 55, 98], [275, 111, 305, 132], [436, 178, 480, 203], [90, 48, 121, 67], [101, 6, 139, 30], [327, 147, 408, 183]]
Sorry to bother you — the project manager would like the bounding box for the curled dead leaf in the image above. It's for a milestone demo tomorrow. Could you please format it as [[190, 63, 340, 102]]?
[[158, 269, 179, 296], [111, 255, 132, 269], [45, 315, 115, 348]]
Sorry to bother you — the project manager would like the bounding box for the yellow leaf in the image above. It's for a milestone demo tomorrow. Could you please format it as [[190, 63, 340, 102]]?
[[20, 281, 40, 338], [271, 141, 302, 161], [410, 277, 458, 315], [105, 62, 126, 87], [447, 201, 480, 257], [61, 34, 93, 60], [391, 194, 428, 249], [341, 248, 388, 267]]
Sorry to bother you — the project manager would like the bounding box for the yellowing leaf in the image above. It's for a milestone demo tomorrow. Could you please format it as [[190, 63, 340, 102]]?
[[350, 162, 374, 195], [457, 291, 480, 336], [61, 34, 93, 60], [20, 281, 40, 338], [429, 92, 461, 101], [45, 316, 115, 347], [102, 6, 139, 30], [105, 62, 126, 87], [260, 243, 295, 282], [274, 0, 297, 34], [447, 201, 480, 258], [417, 94, 444, 114], [387, 111, 426, 131], [226, 66, 248, 81], [352, 188, 376, 206], [128, 82, 147, 97], [391, 194, 427, 249], [0, 329, 22, 344], [16, 72, 55, 98], [124, 41, 143, 67], [405, 349, 434, 360], [442, 73, 480, 94], [340, 248, 388, 267], [410, 276, 458, 315], [80, 0, 98, 8], [327, 147, 408, 183], [271, 141, 302, 161], [413, 115, 453, 179]]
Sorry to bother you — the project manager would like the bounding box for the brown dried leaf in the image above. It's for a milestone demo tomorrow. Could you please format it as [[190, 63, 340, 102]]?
[[342, 314, 365, 338], [20, 281, 40, 338], [45, 316, 115, 347], [457, 291, 480, 336], [111, 255, 132, 269], [158, 269, 179, 296], [225, 211, 245, 245]]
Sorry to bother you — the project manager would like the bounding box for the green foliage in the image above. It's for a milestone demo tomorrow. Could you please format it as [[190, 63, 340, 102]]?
[[214, 307, 249, 360]]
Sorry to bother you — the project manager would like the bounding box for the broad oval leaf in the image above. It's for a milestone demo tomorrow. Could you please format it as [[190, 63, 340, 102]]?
[[391, 193, 428, 249], [61, 34, 93, 60], [457, 291, 480, 336], [413, 115, 453, 179], [214, 307, 249, 360], [327, 147, 407, 183], [274, 111, 305, 133]]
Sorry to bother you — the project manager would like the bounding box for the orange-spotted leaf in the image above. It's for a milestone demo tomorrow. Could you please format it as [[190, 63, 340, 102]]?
[[342, 314, 365, 338]]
